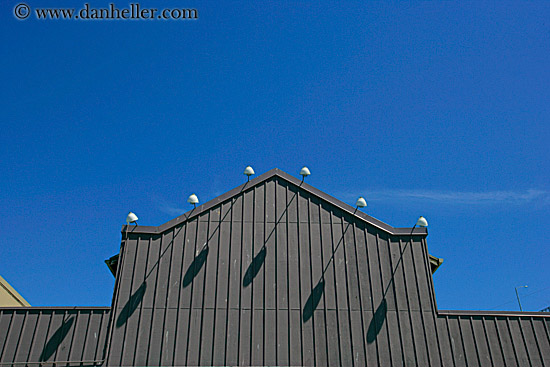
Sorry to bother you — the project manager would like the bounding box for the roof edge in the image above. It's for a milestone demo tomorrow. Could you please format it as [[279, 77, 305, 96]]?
[[438, 309, 550, 318], [0, 306, 111, 311], [121, 168, 428, 237]]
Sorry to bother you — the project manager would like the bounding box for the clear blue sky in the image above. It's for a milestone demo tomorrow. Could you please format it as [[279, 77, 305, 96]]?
[[1, 1, 549, 312]]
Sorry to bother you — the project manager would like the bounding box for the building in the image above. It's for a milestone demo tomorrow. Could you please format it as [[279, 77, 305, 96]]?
[[0, 168, 549, 366], [0, 276, 30, 308]]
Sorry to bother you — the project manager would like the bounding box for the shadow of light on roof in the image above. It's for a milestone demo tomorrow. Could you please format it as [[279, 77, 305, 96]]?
[[367, 298, 387, 344], [39, 316, 75, 362], [116, 281, 147, 328], [303, 278, 325, 323], [183, 245, 209, 288], [243, 245, 267, 287]]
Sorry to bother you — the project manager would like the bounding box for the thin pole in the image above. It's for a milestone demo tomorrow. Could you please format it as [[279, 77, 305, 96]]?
[[515, 287, 524, 311]]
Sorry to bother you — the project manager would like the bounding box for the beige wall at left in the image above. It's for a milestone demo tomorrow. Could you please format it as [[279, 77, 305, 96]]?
[[0, 275, 30, 307]]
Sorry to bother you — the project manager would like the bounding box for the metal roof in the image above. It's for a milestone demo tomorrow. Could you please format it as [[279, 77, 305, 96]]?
[[0, 307, 110, 366], [436, 311, 550, 366], [0, 168, 548, 366], [106, 170, 550, 366]]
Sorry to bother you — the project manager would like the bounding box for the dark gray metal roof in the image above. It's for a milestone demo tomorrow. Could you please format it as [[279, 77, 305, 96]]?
[[437, 312, 550, 366], [0, 307, 110, 366], [105, 171, 550, 366], [1, 168, 548, 366]]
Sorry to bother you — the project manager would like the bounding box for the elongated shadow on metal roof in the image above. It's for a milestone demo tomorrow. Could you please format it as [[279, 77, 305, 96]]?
[[240, 182, 294, 288], [39, 316, 75, 362], [116, 281, 147, 328], [143, 226, 184, 282], [183, 245, 209, 287], [367, 298, 387, 344], [303, 277, 325, 322], [243, 246, 267, 287], [364, 229, 413, 342]]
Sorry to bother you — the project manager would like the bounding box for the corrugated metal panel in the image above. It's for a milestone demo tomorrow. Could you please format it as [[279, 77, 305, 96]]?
[[0, 307, 110, 365], [106, 174, 443, 366], [3, 170, 549, 366], [438, 313, 550, 367], [104, 170, 550, 366]]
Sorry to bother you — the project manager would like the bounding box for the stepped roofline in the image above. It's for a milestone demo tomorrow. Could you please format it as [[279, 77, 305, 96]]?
[[122, 168, 428, 236]]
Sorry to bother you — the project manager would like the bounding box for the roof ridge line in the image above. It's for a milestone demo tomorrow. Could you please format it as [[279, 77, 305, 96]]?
[[121, 168, 427, 237]]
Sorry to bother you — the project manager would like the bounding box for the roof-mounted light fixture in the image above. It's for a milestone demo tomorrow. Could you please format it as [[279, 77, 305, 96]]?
[[300, 166, 311, 182], [244, 166, 255, 181], [355, 197, 367, 208], [384, 215, 431, 295], [416, 216, 428, 227], [187, 194, 199, 208], [126, 212, 138, 226], [410, 216, 428, 233]]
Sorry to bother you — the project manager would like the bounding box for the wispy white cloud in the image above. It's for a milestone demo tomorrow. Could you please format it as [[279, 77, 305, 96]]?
[[151, 196, 186, 216], [158, 204, 187, 216], [339, 189, 550, 206], [153, 190, 221, 217]]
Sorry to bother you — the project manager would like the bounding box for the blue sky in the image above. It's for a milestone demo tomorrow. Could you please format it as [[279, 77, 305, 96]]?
[[1, 1, 549, 311]]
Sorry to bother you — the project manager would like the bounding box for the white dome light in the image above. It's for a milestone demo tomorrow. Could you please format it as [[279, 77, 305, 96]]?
[[355, 197, 367, 208], [187, 194, 199, 206], [244, 166, 255, 180], [416, 216, 428, 227], [300, 166, 311, 177], [126, 212, 138, 224]]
